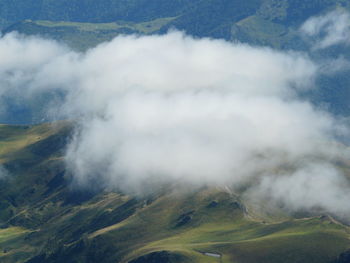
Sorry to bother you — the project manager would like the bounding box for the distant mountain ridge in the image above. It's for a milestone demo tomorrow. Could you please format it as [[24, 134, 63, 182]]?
[[2, 0, 350, 122], [1, 0, 349, 44]]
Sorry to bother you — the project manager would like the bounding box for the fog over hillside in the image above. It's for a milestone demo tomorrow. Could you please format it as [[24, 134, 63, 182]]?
[[1, 10, 350, 219]]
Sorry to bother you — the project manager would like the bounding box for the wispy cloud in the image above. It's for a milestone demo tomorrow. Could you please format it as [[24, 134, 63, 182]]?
[[0, 165, 9, 179], [301, 9, 350, 49]]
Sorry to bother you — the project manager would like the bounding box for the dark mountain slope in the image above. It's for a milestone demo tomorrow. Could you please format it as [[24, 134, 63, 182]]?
[[0, 123, 349, 263]]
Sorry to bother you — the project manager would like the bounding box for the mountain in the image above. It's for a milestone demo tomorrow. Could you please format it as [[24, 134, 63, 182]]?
[[0, 122, 349, 263], [2, 0, 350, 119], [3, 0, 350, 49], [1, 1, 350, 262]]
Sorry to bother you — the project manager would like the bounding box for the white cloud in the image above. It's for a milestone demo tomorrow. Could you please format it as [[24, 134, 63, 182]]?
[[245, 163, 350, 217], [1, 31, 350, 218], [301, 9, 350, 49]]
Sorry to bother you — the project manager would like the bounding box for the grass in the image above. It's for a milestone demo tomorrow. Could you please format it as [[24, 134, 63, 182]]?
[[231, 14, 299, 49], [85, 188, 350, 263], [0, 123, 349, 263], [0, 121, 70, 162], [35, 17, 176, 34], [131, 217, 349, 262], [0, 227, 29, 243], [0, 226, 34, 261], [6, 17, 175, 50]]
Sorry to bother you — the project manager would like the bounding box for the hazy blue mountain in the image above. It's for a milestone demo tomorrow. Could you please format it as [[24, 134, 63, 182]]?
[[1, 0, 349, 42], [1, 0, 350, 122]]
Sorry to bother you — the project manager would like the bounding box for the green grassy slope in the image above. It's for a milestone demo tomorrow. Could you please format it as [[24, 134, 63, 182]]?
[[0, 123, 349, 263]]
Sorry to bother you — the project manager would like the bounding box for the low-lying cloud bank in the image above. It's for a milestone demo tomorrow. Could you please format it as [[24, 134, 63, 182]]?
[[1, 16, 350, 218]]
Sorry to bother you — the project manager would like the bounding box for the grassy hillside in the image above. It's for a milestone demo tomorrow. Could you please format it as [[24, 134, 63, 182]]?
[[0, 122, 349, 263]]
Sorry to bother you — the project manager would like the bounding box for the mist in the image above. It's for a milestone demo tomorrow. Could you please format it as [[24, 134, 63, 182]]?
[[1, 26, 350, 217], [0, 165, 8, 179]]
